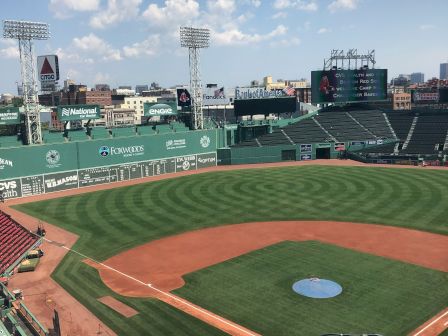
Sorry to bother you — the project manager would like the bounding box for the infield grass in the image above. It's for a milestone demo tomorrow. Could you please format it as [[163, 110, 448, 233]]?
[[13, 165, 448, 335], [175, 241, 448, 335]]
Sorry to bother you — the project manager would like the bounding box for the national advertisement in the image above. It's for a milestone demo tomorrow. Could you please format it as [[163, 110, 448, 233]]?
[[57, 105, 100, 121]]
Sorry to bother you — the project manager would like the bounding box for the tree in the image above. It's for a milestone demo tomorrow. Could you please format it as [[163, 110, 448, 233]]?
[[12, 97, 23, 107]]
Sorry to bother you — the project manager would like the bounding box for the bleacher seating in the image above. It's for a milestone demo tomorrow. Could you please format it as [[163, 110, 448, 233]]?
[[0, 211, 38, 275], [111, 127, 136, 137], [357, 110, 448, 156], [42, 130, 64, 144], [401, 113, 448, 154], [137, 125, 156, 136], [67, 130, 88, 141], [315, 112, 373, 141], [155, 124, 172, 134], [385, 111, 414, 141], [90, 127, 111, 139], [170, 121, 190, 132], [349, 110, 395, 139], [281, 118, 330, 143], [0, 135, 23, 148], [233, 109, 394, 148]]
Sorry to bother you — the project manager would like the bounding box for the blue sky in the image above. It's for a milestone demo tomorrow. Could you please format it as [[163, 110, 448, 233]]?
[[1, 0, 447, 94]]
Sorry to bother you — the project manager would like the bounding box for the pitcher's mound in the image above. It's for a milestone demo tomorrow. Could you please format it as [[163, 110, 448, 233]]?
[[292, 278, 342, 299]]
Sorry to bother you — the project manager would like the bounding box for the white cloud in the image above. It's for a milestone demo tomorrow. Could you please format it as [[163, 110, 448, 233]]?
[[272, 11, 288, 19], [72, 33, 122, 61], [90, 0, 142, 29], [0, 46, 19, 59], [94, 72, 111, 83], [0, 39, 17, 47], [270, 37, 301, 47], [55, 47, 94, 64], [328, 0, 358, 12], [207, 0, 236, 13], [65, 68, 80, 80], [123, 35, 161, 57], [304, 21, 311, 30], [317, 27, 331, 34], [49, 0, 100, 19], [214, 24, 287, 46], [250, 0, 261, 7], [419, 24, 436, 31], [142, 0, 200, 29], [0, 39, 19, 59], [273, 0, 318, 11]]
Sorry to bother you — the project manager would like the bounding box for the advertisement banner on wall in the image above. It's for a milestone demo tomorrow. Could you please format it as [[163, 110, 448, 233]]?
[[300, 144, 312, 152], [334, 142, 346, 151], [300, 154, 312, 160], [0, 178, 22, 199], [412, 91, 439, 103], [316, 143, 332, 148], [44, 171, 79, 192], [203, 87, 230, 106], [350, 141, 366, 146], [144, 102, 178, 116], [0, 107, 20, 125], [57, 105, 100, 121], [235, 87, 288, 100]]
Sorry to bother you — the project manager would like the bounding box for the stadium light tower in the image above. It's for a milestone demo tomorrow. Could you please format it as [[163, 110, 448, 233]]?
[[3, 20, 50, 144], [180, 27, 210, 130]]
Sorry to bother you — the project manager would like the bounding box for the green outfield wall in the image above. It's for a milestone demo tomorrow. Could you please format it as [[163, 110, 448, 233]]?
[[220, 142, 344, 165], [0, 129, 219, 199], [219, 138, 395, 165]]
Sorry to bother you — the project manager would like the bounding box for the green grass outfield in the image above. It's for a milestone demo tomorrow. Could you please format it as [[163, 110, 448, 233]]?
[[14, 165, 448, 335], [175, 241, 448, 335]]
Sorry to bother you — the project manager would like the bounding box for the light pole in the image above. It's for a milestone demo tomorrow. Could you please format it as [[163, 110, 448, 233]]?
[[180, 27, 210, 130], [3, 20, 50, 144]]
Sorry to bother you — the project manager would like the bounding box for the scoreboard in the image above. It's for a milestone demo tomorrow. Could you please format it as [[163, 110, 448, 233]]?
[[0, 152, 216, 200]]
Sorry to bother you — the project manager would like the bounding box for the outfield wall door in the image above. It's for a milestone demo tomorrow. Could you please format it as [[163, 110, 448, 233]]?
[[281, 150, 296, 161], [316, 148, 330, 159]]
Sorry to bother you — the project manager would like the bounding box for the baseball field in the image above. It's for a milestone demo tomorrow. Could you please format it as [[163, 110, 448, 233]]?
[[12, 164, 448, 335]]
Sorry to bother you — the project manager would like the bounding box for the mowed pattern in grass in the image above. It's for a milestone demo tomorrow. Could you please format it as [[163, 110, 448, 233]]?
[[51, 253, 227, 336], [13, 165, 448, 335], [175, 241, 448, 335], [15, 166, 448, 261]]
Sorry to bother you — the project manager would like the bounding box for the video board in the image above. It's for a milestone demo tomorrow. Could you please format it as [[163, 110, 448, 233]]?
[[234, 97, 297, 116], [311, 69, 387, 104]]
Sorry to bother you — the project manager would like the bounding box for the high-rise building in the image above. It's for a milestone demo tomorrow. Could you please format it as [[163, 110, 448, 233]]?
[[440, 63, 448, 80], [410, 72, 424, 84], [135, 85, 149, 95], [95, 84, 110, 91]]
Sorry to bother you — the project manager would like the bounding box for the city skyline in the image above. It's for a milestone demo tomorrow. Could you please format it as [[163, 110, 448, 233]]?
[[1, 0, 448, 94]]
